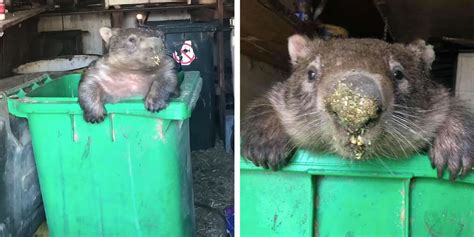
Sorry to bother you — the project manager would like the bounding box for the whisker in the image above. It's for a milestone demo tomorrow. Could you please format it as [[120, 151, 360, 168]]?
[[378, 134, 398, 158], [393, 104, 449, 112], [393, 110, 421, 119], [373, 144, 394, 159], [378, 132, 401, 159], [385, 128, 409, 158], [293, 110, 322, 118], [376, 157, 394, 174], [391, 115, 432, 145], [242, 110, 274, 121], [389, 126, 423, 157]]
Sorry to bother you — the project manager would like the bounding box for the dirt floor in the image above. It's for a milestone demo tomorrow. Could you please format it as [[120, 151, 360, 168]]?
[[192, 140, 234, 237]]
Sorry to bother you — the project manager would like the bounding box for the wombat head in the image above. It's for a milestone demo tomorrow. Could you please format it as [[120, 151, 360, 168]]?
[[281, 35, 440, 160], [100, 27, 166, 70]]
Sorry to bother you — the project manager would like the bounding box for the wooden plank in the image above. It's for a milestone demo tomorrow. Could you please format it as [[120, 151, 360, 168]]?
[[63, 14, 111, 55], [443, 37, 474, 48], [38, 16, 63, 32], [241, 0, 296, 71], [0, 18, 39, 78], [111, 12, 124, 27], [41, 4, 214, 17], [0, 8, 45, 32], [149, 0, 187, 3], [107, 0, 149, 7], [38, 13, 111, 55], [456, 53, 474, 110], [375, 0, 474, 42], [241, 36, 290, 70]]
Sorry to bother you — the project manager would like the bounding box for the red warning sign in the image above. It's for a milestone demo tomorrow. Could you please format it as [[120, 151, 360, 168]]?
[[172, 40, 196, 66]]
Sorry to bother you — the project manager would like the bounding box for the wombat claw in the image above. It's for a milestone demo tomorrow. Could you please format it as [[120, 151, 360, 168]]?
[[145, 95, 168, 113], [429, 145, 474, 180], [84, 110, 107, 123], [243, 143, 292, 171]]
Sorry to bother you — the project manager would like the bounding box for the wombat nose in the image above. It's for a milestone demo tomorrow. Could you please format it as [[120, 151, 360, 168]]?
[[325, 75, 383, 132]]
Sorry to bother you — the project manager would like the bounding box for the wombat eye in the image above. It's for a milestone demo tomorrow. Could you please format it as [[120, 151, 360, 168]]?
[[308, 70, 317, 81], [393, 68, 404, 80]]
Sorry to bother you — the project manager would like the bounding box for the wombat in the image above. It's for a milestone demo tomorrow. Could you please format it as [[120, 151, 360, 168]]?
[[242, 34, 474, 180], [78, 27, 178, 123]]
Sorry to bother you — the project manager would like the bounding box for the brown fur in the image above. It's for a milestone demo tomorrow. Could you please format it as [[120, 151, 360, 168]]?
[[78, 27, 178, 123], [242, 36, 474, 180]]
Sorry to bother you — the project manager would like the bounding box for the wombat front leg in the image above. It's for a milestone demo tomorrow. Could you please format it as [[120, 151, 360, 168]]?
[[242, 97, 294, 171], [429, 106, 474, 180], [145, 70, 179, 112], [78, 76, 107, 123]]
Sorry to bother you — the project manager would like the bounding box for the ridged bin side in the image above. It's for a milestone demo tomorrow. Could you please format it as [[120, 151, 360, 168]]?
[[241, 150, 474, 237]]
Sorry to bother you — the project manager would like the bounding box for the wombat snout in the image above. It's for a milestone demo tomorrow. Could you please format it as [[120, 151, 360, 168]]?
[[325, 74, 383, 132]]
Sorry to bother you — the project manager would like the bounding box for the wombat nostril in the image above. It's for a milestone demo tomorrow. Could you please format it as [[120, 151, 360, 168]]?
[[376, 107, 383, 115]]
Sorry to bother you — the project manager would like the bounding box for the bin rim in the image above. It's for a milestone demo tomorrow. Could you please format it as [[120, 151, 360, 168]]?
[[240, 149, 474, 184], [6, 71, 202, 121]]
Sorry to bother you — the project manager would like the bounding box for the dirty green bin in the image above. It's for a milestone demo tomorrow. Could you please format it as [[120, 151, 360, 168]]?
[[6, 72, 202, 237], [241, 150, 474, 237]]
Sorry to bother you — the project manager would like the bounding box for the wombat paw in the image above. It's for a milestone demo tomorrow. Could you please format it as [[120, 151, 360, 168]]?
[[171, 88, 180, 99], [145, 95, 168, 112], [145, 94, 169, 113], [84, 109, 107, 124], [242, 142, 292, 171], [429, 144, 473, 180]]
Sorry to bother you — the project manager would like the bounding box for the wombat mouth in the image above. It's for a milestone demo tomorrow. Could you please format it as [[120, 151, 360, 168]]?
[[152, 55, 161, 65], [346, 129, 372, 160]]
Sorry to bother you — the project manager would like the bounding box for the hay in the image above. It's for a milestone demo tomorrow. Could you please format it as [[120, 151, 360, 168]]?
[[192, 140, 234, 237]]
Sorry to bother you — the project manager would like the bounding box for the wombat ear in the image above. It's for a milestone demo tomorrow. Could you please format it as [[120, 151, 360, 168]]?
[[288, 34, 310, 64], [407, 39, 435, 69], [100, 27, 115, 44]]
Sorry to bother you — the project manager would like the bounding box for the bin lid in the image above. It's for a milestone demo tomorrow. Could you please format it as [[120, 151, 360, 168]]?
[[5, 71, 202, 121], [240, 150, 474, 184]]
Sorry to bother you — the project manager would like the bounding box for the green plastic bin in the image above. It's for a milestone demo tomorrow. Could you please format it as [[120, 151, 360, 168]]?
[[6, 72, 202, 237], [241, 150, 474, 237]]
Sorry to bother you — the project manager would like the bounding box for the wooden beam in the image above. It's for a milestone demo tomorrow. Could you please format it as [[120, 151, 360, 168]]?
[[111, 11, 124, 27], [41, 3, 215, 16], [374, 0, 474, 42], [241, 0, 296, 71], [0, 8, 45, 33]]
